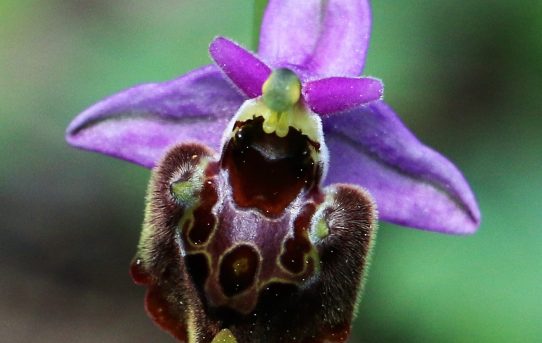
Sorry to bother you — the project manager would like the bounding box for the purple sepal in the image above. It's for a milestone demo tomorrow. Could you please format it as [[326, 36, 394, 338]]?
[[259, 0, 372, 77], [323, 101, 481, 234], [209, 37, 271, 98], [304, 77, 383, 115], [66, 65, 245, 168]]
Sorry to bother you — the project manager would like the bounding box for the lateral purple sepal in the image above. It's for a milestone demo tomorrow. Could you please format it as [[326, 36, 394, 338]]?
[[259, 0, 372, 77], [323, 101, 481, 234], [304, 77, 383, 115], [209, 37, 272, 98], [66, 65, 245, 168]]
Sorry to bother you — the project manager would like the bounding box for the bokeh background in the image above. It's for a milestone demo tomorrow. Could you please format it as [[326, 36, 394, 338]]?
[[1, 0, 541, 342]]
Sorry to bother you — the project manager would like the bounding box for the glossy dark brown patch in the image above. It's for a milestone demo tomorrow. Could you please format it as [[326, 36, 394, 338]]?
[[185, 253, 210, 294], [280, 237, 311, 274], [187, 180, 218, 246], [188, 207, 215, 245], [222, 117, 319, 216], [280, 203, 317, 274], [219, 244, 260, 297]]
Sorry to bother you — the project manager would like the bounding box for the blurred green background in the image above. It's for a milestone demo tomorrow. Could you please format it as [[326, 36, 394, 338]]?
[[1, 1, 541, 342]]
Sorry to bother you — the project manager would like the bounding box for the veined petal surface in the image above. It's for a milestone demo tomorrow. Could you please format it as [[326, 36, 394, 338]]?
[[258, 0, 372, 77], [66, 65, 245, 168], [323, 101, 481, 234]]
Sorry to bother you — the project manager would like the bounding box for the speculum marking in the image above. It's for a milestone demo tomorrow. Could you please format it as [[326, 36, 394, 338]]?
[[219, 244, 260, 297]]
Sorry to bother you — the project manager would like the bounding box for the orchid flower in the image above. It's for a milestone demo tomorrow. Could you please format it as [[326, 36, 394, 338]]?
[[66, 0, 480, 342]]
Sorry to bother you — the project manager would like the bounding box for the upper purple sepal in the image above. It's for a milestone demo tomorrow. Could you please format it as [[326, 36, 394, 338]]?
[[322, 101, 481, 234], [259, 0, 372, 77], [66, 65, 245, 168]]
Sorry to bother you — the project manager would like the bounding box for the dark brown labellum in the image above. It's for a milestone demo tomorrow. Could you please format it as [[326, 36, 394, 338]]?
[[131, 116, 377, 342]]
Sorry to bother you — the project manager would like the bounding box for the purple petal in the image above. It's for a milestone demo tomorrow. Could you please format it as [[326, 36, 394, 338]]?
[[258, 0, 372, 77], [209, 37, 271, 98], [303, 77, 383, 115], [66, 65, 245, 168], [322, 101, 481, 234]]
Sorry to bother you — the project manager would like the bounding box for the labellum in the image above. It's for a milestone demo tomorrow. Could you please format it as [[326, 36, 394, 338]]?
[[130, 69, 377, 342]]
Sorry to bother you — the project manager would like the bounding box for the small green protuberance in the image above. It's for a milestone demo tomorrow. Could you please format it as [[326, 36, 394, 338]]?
[[170, 168, 205, 209], [276, 112, 290, 137], [261, 68, 301, 137], [211, 329, 238, 343], [262, 68, 301, 112], [262, 111, 278, 134], [171, 180, 194, 202], [315, 218, 330, 240]]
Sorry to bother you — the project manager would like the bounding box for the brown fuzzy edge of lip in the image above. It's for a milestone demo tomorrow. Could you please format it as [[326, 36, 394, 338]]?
[[136, 143, 221, 342]]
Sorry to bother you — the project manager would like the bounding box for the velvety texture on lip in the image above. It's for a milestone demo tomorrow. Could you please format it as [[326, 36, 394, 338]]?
[[66, 0, 480, 234]]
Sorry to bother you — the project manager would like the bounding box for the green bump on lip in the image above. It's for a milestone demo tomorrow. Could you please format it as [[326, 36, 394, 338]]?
[[171, 180, 194, 204], [260, 68, 302, 138], [262, 68, 301, 113], [315, 218, 329, 240]]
